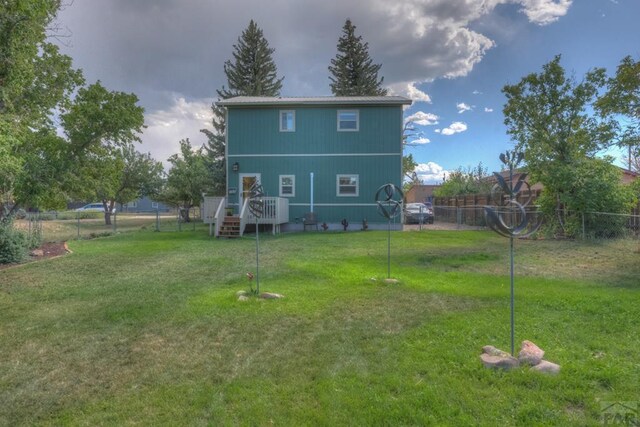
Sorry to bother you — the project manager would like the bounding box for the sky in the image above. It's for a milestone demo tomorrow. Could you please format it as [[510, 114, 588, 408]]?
[[54, 0, 640, 184]]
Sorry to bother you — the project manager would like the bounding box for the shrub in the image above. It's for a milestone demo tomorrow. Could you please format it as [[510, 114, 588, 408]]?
[[0, 219, 28, 264]]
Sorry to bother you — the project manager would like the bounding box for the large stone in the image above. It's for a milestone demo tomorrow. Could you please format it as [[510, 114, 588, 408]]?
[[384, 278, 400, 285], [238, 295, 250, 302], [518, 340, 545, 366], [30, 249, 44, 257], [482, 345, 512, 358], [530, 360, 560, 375], [480, 353, 519, 370], [259, 292, 284, 299]]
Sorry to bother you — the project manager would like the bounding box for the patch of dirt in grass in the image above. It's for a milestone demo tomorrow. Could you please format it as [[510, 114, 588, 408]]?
[[0, 241, 70, 271]]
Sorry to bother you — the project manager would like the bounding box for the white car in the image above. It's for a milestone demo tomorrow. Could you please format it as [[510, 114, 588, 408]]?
[[75, 203, 116, 214]]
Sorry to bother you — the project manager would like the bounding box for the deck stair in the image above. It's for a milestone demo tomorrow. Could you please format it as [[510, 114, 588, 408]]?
[[218, 216, 241, 238]]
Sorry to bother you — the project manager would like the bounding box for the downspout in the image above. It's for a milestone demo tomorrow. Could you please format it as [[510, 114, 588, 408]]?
[[310, 172, 314, 213]]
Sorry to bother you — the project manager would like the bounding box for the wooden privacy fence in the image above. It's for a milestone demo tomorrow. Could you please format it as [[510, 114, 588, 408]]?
[[432, 190, 542, 227], [433, 190, 640, 232]]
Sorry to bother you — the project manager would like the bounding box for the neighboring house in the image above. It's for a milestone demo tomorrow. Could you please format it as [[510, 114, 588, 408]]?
[[217, 96, 412, 231], [405, 184, 441, 204], [119, 196, 171, 213]]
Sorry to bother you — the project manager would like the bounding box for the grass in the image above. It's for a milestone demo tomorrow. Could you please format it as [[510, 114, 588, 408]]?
[[14, 213, 190, 242], [0, 229, 639, 425]]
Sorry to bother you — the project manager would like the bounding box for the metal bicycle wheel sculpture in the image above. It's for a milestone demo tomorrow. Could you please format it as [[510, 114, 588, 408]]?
[[375, 183, 404, 278], [248, 182, 265, 293], [484, 151, 542, 355]]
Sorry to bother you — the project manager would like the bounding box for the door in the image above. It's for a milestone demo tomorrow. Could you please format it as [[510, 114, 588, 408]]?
[[239, 173, 261, 210]]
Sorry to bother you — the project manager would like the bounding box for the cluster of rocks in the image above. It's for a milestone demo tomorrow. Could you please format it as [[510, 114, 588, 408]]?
[[236, 290, 284, 301], [480, 340, 560, 374]]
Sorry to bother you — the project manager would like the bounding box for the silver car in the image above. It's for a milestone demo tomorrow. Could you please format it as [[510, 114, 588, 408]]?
[[404, 203, 434, 224]]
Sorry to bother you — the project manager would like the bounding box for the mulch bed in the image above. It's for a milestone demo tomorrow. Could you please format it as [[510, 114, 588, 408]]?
[[0, 241, 70, 270]]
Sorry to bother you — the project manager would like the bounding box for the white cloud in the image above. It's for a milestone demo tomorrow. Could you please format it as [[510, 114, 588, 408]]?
[[409, 137, 431, 145], [517, 0, 573, 25], [472, 90, 483, 95], [141, 96, 213, 167], [441, 121, 468, 135], [457, 102, 472, 114], [414, 162, 450, 184], [389, 82, 432, 103], [484, 107, 494, 112], [405, 111, 439, 126], [435, 129, 441, 133]]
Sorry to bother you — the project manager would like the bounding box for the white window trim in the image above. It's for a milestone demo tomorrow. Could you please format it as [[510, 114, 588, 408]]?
[[336, 174, 359, 197], [337, 110, 359, 132], [279, 174, 295, 197], [151, 202, 159, 209], [279, 110, 295, 132]]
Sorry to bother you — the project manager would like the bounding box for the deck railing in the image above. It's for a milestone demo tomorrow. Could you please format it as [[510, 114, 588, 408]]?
[[213, 197, 226, 237], [239, 197, 289, 236]]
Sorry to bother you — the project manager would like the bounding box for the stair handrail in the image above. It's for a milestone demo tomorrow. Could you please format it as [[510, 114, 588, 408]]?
[[239, 198, 250, 237], [213, 197, 226, 237]]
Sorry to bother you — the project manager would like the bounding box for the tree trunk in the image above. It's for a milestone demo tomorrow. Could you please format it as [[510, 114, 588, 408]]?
[[104, 212, 112, 225], [180, 208, 191, 223]]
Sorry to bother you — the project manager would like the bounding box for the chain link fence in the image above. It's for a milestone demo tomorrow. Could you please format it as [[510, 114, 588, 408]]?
[[432, 205, 639, 240], [14, 208, 202, 242]]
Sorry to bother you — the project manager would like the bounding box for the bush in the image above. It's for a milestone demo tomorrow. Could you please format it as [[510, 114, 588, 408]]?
[[0, 220, 28, 264]]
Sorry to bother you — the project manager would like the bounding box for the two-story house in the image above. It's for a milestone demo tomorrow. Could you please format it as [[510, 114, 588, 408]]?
[[216, 96, 411, 233]]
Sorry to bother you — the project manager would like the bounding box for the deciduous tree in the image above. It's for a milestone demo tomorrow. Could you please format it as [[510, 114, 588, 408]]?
[[502, 56, 631, 236], [159, 139, 212, 222]]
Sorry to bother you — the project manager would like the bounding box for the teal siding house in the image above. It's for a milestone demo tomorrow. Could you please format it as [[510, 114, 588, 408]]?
[[217, 96, 411, 232]]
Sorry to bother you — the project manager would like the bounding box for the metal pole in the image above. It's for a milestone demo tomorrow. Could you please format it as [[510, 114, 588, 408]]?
[[387, 218, 391, 278], [509, 163, 515, 357], [156, 209, 160, 232], [255, 217, 260, 294], [510, 234, 515, 356], [113, 211, 116, 233], [77, 212, 80, 239]]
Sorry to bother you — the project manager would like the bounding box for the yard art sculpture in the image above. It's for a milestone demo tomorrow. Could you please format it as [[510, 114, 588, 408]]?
[[484, 151, 542, 355], [248, 181, 265, 294], [375, 183, 404, 279]]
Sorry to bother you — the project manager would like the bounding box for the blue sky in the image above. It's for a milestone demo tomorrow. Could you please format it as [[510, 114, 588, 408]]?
[[403, 0, 640, 182], [55, 1, 639, 181]]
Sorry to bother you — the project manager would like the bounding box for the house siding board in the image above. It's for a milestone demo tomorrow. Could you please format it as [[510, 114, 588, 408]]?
[[225, 99, 404, 224], [227, 106, 402, 156], [228, 155, 400, 223]]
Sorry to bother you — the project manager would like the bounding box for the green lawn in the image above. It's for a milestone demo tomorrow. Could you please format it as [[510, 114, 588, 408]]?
[[1, 229, 639, 425]]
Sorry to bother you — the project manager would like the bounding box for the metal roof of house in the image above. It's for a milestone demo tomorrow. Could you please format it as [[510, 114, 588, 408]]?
[[217, 96, 412, 107]]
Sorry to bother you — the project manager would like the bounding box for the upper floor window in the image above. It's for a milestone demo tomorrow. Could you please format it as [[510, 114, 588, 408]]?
[[280, 110, 295, 132], [337, 110, 359, 131], [279, 175, 295, 197], [336, 174, 359, 197]]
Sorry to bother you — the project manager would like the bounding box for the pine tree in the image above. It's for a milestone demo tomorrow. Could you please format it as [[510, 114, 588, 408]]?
[[328, 19, 387, 96], [201, 20, 284, 194]]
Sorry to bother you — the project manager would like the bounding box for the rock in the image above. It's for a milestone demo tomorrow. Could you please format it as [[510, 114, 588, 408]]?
[[259, 292, 284, 299], [480, 353, 519, 370], [236, 290, 248, 297], [530, 360, 560, 375], [238, 295, 250, 302], [518, 340, 545, 366], [482, 345, 512, 358], [30, 249, 44, 257], [384, 278, 400, 285]]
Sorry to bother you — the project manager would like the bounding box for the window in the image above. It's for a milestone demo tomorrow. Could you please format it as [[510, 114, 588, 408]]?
[[279, 175, 295, 197], [151, 202, 159, 209], [337, 174, 359, 197], [280, 110, 295, 132], [337, 110, 359, 131]]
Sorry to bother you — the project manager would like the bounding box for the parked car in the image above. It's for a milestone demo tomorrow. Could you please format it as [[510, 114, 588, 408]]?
[[75, 203, 116, 214], [404, 202, 434, 224]]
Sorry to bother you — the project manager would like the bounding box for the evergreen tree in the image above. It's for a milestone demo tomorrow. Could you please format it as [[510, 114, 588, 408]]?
[[328, 19, 387, 96], [201, 20, 283, 194]]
